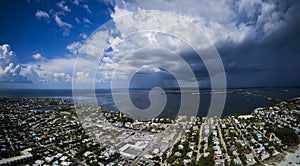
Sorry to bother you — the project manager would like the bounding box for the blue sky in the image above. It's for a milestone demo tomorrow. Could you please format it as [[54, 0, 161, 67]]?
[[0, 0, 300, 89], [0, 0, 112, 63]]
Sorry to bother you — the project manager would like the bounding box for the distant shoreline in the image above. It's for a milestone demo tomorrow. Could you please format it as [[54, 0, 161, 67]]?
[[1, 88, 300, 118], [278, 145, 300, 166]]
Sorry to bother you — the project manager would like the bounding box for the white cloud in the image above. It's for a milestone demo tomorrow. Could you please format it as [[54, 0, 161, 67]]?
[[107, 0, 293, 45], [0, 44, 96, 88], [54, 15, 72, 36], [57, 1, 71, 13], [238, 0, 262, 18], [22, 57, 95, 87], [102, 57, 113, 63], [66, 42, 82, 55], [75, 71, 91, 83], [80, 30, 110, 58], [32, 53, 46, 60], [75, 17, 92, 25], [73, 0, 80, 6], [83, 4, 92, 14], [84, 1, 291, 87], [35, 10, 50, 20], [80, 33, 88, 39], [0, 44, 30, 83], [54, 15, 72, 28], [256, 2, 286, 36], [83, 18, 92, 24], [110, 6, 133, 18], [17, 0, 293, 88], [75, 17, 81, 24], [77, 10, 224, 87], [53, 72, 71, 83]]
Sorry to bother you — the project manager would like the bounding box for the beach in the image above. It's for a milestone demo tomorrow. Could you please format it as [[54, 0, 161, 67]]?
[[277, 145, 300, 166]]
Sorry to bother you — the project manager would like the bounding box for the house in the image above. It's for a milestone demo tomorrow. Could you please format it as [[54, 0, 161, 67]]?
[[221, 124, 226, 129], [61, 161, 72, 166], [152, 149, 159, 155], [45, 157, 53, 163], [84, 151, 93, 157], [178, 144, 184, 150], [183, 159, 191, 165], [60, 156, 68, 161], [186, 151, 193, 158], [175, 152, 182, 157], [256, 145, 265, 154], [234, 157, 242, 165], [212, 130, 218, 136], [261, 152, 270, 160], [245, 153, 256, 165], [35, 160, 44, 165], [232, 150, 239, 156]]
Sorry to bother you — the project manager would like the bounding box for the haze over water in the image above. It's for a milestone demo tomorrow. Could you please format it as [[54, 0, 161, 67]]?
[[1, 88, 300, 117]]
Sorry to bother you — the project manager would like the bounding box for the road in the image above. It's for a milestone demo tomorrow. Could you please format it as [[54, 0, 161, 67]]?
[[131, 124, 181, 165], [196, 123, 203, 161], [164, 129, 183, 166], [232, 118, 265, 165], [217, 121, 229, 160], [132, 133, 162, 165], [39, 143, 86, 166], [5, 131, 15, 151]]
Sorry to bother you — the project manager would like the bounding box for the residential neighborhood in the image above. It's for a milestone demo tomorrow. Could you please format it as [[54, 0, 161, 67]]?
[[0, 97, 299, 165]]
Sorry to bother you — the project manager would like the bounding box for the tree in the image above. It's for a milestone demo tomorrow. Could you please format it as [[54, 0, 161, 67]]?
[[198, 155, 214, 166], [275, 127, 299, 146]]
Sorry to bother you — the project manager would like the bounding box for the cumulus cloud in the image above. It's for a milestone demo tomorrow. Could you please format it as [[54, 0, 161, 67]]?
[[18, 0, 298, 88], [19, 55, 99, 88], [75, 17, 81, 24], [22, 58, 74, 86], [73, 0, 80, 6], [0, 44, 31, 83], [32, 53, 47, 61], [82, 0, 298, 88], [75, 71, 91, 83], [66, 41, 82, 55], [53, 72, 71, 83], [57, 1, 71, 13], [0, 44, 94, 87], [54, 15, 72, 36], [78, 9, 228, 88], [83, 4, 92, 14], [82, 17, 92, 24], [35, 10, 50, 21], [80, 33, 88, 39], [107, 0, 294, 46]]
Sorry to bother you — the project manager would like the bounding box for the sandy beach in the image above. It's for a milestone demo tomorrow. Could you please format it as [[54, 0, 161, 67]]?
[[277, 145, 300, 166]]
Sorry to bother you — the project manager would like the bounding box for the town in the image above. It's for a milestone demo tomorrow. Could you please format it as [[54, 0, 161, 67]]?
[[0, 97, 299, 166]]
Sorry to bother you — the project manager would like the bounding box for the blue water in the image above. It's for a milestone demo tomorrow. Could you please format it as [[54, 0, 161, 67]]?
[[0, 88, 299, 117]]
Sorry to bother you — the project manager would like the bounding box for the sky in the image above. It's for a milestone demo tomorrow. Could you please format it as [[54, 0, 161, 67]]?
[[0, 0, 300, 89]]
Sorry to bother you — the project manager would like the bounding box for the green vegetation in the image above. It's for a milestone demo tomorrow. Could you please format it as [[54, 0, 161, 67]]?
[[275, 127, 299, 146], [198, 134, 214, 166]]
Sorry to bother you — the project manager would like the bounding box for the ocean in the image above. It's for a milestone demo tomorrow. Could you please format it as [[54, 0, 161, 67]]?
[[0, 88, 300, 117]]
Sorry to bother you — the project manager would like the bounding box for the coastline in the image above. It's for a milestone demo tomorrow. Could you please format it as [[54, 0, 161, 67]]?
[[263, 145, 300, 166], [277, 145, 300, 166], [0, 96, 299, 165]]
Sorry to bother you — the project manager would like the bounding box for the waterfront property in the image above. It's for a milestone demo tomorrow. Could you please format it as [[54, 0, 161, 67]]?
[[0, 97, 299, 165]]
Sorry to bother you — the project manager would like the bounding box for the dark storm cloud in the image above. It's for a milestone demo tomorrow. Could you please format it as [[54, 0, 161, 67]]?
[[96, 0, 300, 89], [226, 62, 266, 74], [130, 69, 178, 88], [212, 0, 300, 88]]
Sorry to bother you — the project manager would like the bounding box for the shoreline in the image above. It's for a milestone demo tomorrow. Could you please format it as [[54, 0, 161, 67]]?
[[277, 145, 300, 166], [263, 145, 300, 166], [0, 97, 299, 165]]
